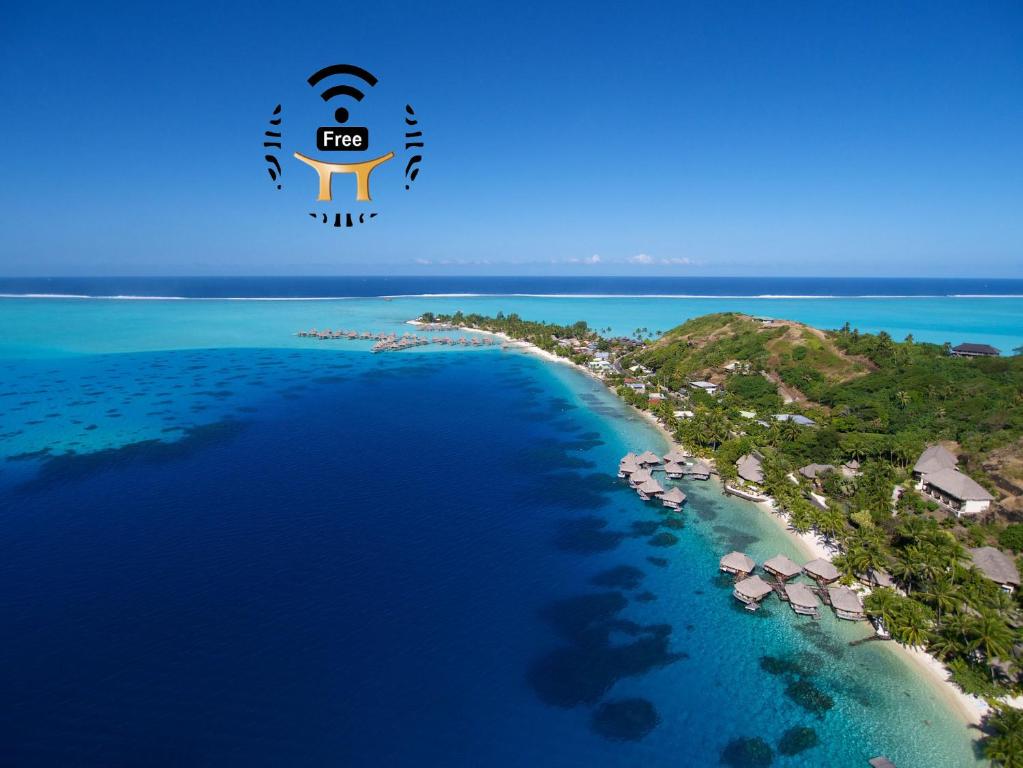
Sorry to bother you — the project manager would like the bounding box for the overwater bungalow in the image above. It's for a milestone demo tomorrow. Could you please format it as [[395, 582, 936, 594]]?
[[868, 758, 897, 768], [660, 487, 686, 510], [763, 554, 802, 581], [733, 575, 773, 610], [618, 456, 641, 478], [638, 450, 661, 466], [828, 586, 866, 620], [719, 551, 755, 576], [664, 461, 685, 479], [663, 449, 688, 464], [637, 478, 665, 501], [784, 583, 820, 617], [628, 468, 653, 488], [681, 460, 711, 480], [803, 558, 841, 585]]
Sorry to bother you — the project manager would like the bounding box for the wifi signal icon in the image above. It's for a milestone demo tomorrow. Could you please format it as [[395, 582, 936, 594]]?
[[307, 64, 378, 124]]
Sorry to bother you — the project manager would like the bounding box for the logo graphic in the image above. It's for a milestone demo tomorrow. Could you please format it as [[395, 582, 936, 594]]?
[[262, 64, 425, 229]]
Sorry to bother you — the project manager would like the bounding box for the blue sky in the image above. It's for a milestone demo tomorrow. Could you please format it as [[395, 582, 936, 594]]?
[[1, 0, 1021, 277]]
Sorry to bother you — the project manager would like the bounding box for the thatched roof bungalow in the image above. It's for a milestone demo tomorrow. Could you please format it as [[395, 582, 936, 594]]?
[[763, 554, 802, 581], [719, 551, 755, 576], [827, 586, 866, 620], [803, 558, 840, 584], [784, 583, 820, 617]]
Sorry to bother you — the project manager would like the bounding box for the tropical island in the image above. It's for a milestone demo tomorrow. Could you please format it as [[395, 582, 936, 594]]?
[[417, 309, 1023, 766]]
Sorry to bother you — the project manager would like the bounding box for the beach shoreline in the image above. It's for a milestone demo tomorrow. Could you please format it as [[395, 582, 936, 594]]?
[[412, 317, 993, 732]]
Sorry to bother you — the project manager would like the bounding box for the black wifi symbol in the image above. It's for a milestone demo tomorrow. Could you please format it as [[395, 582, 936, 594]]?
[[307, 64, 378, 124]]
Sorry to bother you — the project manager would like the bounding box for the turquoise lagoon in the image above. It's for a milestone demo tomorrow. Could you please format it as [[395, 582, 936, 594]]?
[[0, 294, 1006, 766]]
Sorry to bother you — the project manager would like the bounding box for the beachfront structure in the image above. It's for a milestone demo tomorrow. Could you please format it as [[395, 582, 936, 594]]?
[[660, 487, 687, 510], [638, 451, 661, 466], [719, 551, 755, 576], [950, 343, 1000, 358], [774, 414, 816, 427], [968, 547, 1021, 593], [803, 558, 841, 585], [664, 461, 685, 479], [637, 478, 665, 501], [663, 449, 687, 464], [689, 380, 719, 396], [799, 463, 835, 481], [763, 554, 802, 581], [628, 468, 653, 487], [733, 575, 774, 609], [919, 467, 994, 516], [736, 454, 764, 485], [681, 460, 712, 481], [784, 583, 820, 617], [842, 459, 861, 477], [623, 378, 646, 393], [673, 409, 695, 420], [860, 568, 895, 589], [828, 586, 866, 620]]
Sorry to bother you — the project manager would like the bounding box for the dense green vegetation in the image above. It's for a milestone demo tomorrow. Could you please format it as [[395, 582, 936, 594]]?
[[425, 309, 1023, 719]]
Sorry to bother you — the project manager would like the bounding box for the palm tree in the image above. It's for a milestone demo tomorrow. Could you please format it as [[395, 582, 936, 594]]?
[[982, 706, 1023, 768], [921, 577, 960, 626], [968, 612, 1014, 679], [865, 587, 900, 631], [895, 390, 911, 409]]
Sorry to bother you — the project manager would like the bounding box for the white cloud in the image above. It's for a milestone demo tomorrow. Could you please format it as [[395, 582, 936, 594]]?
[[660, 257, 695, 265], [414, 258, 432, 265], [628, 253, 654, 264], [567, 254, 602, 265]]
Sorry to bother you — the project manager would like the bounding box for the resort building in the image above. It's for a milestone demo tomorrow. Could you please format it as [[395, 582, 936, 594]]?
[[919, 467, 994, 516], [784, 583, 820, 617], [774, 413, 816, 427], [950, 343, 1000, 358], [733, 575, 774, 609], [912, 444, 992, 516], [628, 468, 653, 487], [680, 460, 712, 481], [799, 463, 834, 480], [803, 558, 841, 585], [689, 380, 719, 396], [660, 487, 687, 510], [736, 454, 764, 485], [968, 547, 1021, 593], [763, 554, 802, 581], [638, 451, 661, 466], [623, 378, 647, 393], [841, 459, 861, 477], [618, 454, 640, 478], [664, 461, 685, 479], [827, 586, 866, 621], [637, 478, 665, 501], [719, 551, 755, 576], [663, 449, 688, 464], [913, 444, 958, 479], [859, 568, 895, 589], [673, 409, 695, 420]]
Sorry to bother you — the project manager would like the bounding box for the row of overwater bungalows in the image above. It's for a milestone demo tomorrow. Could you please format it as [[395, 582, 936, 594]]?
[[618, 450, 707, 510], [720, 550, 866, 620]]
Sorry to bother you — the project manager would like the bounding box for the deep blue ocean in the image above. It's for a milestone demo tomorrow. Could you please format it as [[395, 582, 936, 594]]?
[[1, 278, 1009, 766], [2, 275, 1022, 298]]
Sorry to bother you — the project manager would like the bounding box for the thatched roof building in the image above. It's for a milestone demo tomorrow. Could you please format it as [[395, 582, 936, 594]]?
[[733, 575, 773, 604], [969, 547, 1020, 592], [736, 454, 764, 485], [719, 551, 755, 576], [827, 586, 866, 620], [763, 554, 802, 581], [784, 583, 820, 616], [660, 487, 687, 509], [803, 558, 840, 584]]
